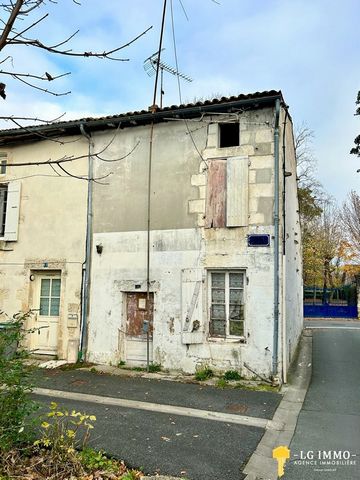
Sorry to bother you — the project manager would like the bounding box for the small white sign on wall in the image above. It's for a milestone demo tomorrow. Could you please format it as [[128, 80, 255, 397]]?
[[138, 298, 146, 310]]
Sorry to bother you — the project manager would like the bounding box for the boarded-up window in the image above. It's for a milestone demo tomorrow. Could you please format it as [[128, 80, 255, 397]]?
[[205, 160, 226, 228], [126, 292, 154, 337], [205, 157, 248, 229], [209, 271, 245, 338]]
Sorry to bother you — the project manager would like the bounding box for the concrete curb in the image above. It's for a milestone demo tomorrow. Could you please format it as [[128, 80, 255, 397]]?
[[242, 332, 313, 480]]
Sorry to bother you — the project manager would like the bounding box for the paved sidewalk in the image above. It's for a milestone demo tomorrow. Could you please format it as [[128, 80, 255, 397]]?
[[284, 328, 360, 479]]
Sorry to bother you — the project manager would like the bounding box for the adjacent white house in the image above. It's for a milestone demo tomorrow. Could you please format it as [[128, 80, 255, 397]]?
[[0, 133, 88, 362], [0, 90, 303, 381]]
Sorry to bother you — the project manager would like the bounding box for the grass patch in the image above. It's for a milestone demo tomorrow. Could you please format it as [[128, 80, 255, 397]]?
[[215, 378, 228, 389], [59, 361, 94, 371], [235, 382, 280, 392], [223, 370, 242, 381], [195, 367, 214, 381], [116, 363, 162, 373]]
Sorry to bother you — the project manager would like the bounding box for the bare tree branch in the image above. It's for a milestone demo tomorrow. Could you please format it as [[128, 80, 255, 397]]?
[[0, 69, 70, 81], [0, 0, 23, 52], [0, 1, 152, 98], [8, 25, 153, 61], [4, 138, 140, 166], [12, 73, 71, 95]]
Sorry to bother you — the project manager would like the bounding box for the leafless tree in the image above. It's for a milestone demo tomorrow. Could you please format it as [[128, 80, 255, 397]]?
[[341, 190, 360, 259], [295, 122, 321, 192]]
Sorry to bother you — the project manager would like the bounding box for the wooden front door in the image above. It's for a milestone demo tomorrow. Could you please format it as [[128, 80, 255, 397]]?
[[32, 274, 61, 355], [125, 292, 153, 364]]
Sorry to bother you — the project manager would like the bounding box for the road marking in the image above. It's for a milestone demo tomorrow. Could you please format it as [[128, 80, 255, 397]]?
[[33, 387, 283, 430]]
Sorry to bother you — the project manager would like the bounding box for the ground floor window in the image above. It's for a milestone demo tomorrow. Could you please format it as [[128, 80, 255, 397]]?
[[209, 270, 245, 338]]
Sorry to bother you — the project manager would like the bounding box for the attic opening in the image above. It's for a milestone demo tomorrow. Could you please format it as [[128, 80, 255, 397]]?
[[219, 123, 239, 148]]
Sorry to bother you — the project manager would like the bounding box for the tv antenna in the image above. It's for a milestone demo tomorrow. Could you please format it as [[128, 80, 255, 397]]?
[[144, 49, 192, 108]]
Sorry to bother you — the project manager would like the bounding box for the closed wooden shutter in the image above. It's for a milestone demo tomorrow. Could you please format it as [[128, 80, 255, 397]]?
[[181, 268, 204, 344], [226, 156, 249, 227], [205, 160, 226, 228], [4, 181, 21, 241]]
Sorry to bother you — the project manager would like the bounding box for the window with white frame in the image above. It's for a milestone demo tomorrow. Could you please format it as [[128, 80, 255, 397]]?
[[209, 271, 245, 338]]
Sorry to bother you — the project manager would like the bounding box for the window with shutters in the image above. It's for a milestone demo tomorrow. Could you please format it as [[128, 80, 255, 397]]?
[[209, 271, 245, 338]]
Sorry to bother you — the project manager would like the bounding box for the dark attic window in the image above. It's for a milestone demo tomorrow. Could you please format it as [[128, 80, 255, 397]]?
[[219, 122, 239, 148]]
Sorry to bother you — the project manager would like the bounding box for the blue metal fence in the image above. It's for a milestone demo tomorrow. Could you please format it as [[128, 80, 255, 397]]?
[[303, 285, 358, 318]]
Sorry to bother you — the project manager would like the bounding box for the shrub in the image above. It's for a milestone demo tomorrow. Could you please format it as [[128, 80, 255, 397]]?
[[0, 311, 38, 452], [195, 366, 213, 381], [148, 363, 161, 373], [80, 447, 118, 473], [223, 370, 242, 381], [35, 402, 96, 456]]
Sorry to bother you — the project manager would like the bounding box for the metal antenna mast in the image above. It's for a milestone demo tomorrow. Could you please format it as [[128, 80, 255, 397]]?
[[144, 50, 192, 108]]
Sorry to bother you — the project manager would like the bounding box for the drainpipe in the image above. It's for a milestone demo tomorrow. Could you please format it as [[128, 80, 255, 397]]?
[[79, 123, 94, 361], [282, 107, 289, 384], [272, 98, 281, 379]]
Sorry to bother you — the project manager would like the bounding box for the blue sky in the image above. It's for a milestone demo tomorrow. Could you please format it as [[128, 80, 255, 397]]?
[[2, 0, 359, 203]]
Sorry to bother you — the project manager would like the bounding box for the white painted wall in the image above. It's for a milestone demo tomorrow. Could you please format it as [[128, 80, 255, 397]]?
[[87, 228, 275, 376], [282, 114, 303, 370]]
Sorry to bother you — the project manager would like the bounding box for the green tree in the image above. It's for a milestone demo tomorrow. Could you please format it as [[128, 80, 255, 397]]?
[[350, 91, 360, 157]]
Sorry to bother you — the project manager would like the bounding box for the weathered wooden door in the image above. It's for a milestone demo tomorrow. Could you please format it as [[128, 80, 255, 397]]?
[[32, 274, 61, 355], [125, 292, 153, 364]]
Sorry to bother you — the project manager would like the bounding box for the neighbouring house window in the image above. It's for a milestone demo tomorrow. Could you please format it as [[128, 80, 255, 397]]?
[[40, 278, 61, 316], [0, 153, 7, 174], [0, 184, 7, 237], [219, 123, 239, 148], [209, 271, 245, 337]]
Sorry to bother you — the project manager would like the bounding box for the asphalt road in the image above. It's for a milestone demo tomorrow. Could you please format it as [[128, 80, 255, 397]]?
[[32, 371, 282, 480], [284, 327, 360, 479]]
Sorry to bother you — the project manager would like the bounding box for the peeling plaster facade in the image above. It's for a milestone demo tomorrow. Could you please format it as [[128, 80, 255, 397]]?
[[87, 100, 303, 380], [0, 138, 88, 361]]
